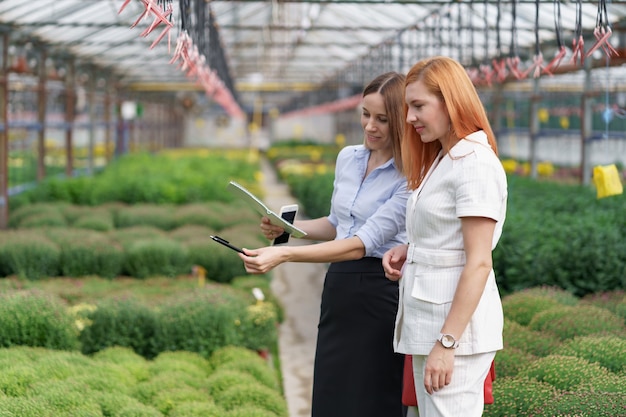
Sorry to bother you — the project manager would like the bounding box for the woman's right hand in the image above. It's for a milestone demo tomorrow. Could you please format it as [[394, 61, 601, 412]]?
[[260, 216, 285, 241], [382, 244, 408, 281]]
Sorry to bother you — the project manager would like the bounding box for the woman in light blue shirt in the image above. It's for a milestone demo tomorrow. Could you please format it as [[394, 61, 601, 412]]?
[[240, 72, 410, 417]]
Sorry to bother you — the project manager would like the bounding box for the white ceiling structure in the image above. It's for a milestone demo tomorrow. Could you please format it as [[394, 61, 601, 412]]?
[[0, 0, 625, 115]]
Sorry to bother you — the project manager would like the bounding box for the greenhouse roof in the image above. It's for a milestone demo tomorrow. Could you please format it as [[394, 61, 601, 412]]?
[[1, 0, 625, 113]]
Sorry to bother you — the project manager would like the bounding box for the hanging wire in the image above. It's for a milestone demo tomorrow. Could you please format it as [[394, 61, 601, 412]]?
[[542, 0, 566, 75]]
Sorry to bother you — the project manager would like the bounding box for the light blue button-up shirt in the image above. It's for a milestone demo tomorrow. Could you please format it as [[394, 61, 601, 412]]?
[[327, 145, 409, 258]]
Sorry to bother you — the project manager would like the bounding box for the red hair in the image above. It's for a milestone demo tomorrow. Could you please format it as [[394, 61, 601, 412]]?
[[401, 56, 498, 190]]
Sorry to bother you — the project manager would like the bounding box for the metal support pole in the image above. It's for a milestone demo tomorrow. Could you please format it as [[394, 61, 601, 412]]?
[[0, 33, 9, 229], [529, 77, 541, 179], [37, 48, 47, 181], [86, 68, 95, 175], [104, 81, 113, 162], [64, 58, 75, 177], [580, 59, 593, 186]]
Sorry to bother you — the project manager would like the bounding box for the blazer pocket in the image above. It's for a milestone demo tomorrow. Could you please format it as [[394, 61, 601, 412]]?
[[410, 269, 461, 305]]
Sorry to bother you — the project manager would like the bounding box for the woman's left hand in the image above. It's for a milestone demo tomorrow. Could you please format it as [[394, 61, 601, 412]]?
[[239, 246, 288, 274], [423, 343, 455, 395]]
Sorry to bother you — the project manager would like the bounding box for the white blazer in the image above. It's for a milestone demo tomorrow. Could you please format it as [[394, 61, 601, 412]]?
[[394, 131, 508, 356]]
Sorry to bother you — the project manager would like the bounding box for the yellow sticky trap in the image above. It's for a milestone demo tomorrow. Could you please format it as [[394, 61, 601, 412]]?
[[592, 164, 624, 199]]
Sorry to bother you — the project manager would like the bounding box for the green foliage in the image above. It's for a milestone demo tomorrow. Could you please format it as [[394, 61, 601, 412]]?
[[218, 359, 280, 391], [8, 202, 68, 228], [494, 346, 536, 378], [10, 152, 259, 207], [93, 392, 150, 417], [80, 298, 158, 359], [285, 171, 334, 219], [27, 380, 103, 414], [560, 335, 626, 373], [112, 402, 163, 417], [200, 241, 248, 284], [92, 346, 151, 382], [206, 370, 262, 397], [482, 377, 559, 417], [114, 205, 177, 230], [517, 355, 612, 391], [214, 384, 287, 416], [151, 386, 210, 415], [236, 302, 279, 351], [46, 228, 124, 278], [502, 292, 566, 326], [153, 290, 249, 358], [231, 275, 285, 323], [0, 231, 60, 279], [0, 396, 50, 416], [225, 406, 280, 417], [528, 305, 625, 340], [168, 401, 224, 417], [0, 290, 79, 350], [122, 238, 189, 279], [209, 345, 267, 369], [502, 319, 559, 357], [72, 211, 116, 232], [494, 175, 626, 297], [530, 391, 626, 417], [151, 351, 212, 376], [0, 365, 40, 396]]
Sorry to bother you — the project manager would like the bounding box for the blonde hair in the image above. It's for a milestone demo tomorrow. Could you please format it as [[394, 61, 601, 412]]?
[[401, 56, 498, 190], [363, 72, 406, 173]]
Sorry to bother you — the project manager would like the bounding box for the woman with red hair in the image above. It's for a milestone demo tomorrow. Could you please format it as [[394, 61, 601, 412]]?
[[383, 56, 508, 417]]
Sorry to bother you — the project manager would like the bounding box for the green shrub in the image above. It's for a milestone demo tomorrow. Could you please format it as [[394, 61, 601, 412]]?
[[92, 346, 150, 382], [502, 291, 565, 326], [217, 358, 279, 391], [214, 384, 287, 416], [8, 202, 67, 228], [151, 386, 210, 415], [200, 240, 248, 284], [123, 238, 189, 278], [528, 305, 625, 340], [168, 401, 224, 417], [517, 355, 613, 391], [18, 210, 68, 228], [482, 377, 559, 417], [80, 298, 158, 359], [0, 396, 50, 416], [93, 392, 150, 417], [0, 290, 79, 350], [115, 204, 176, 230], [285, 171, 334, 219], [73, 212, 116, 232], [168, 225, 216, 242], [530, 391, 626, 417], [46, 228, 124, 278], [209, 346, 267, 369], [149, 355, 209, 381], [205, 370, 262, 397], [113, 402, 163, 417], [151, 351, 212, 376], [172, 204, 222, 229], [560, 335, 626, 373], [494, 346, 536, 378], [502, 319, 559, 357], [132, 374, 195, 405], [32, 350, 94, 380], [231, 275, 285, 323], [153, 291, 247, 358], [0, 231, 60, 279], [27, 380, 102, 414], [225, 406, 281, 417], [236, 302, 279, 351], [0, 365, 40, 396], [109, 226, 166, 249]]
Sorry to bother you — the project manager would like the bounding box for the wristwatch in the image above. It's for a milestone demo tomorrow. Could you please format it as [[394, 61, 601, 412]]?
[[438, 333, 459, 349]]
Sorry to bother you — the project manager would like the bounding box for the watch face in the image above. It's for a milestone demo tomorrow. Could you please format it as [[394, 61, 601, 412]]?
[[440, 334, 456, 348]]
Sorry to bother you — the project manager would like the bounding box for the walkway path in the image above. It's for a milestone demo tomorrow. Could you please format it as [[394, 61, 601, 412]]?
[[259, 156, 326, 417]]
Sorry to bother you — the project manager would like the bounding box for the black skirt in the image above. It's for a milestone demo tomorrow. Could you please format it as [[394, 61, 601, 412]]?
[[311, 257, 404, 417]]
